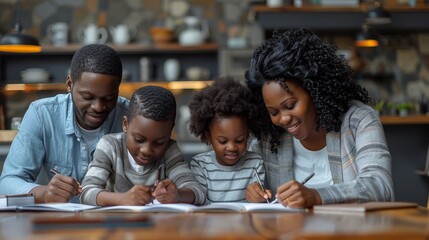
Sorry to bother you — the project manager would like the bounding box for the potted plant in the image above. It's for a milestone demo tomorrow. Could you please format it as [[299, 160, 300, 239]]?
[[395, 102, 413, 117]]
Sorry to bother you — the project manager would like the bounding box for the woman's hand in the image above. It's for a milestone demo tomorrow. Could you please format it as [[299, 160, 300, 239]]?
[[246, 182, 272, 203], [276, 180, 321, 208]]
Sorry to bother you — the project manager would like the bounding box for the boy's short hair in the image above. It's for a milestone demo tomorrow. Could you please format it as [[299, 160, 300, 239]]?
[[127, 86, 176, 122], [70, 44, 122, 83]]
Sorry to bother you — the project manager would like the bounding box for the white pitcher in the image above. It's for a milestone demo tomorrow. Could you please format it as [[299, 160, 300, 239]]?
[[179, 16, 209, 46], [78, 23, 108, 45], [109, 24, 137, 45]]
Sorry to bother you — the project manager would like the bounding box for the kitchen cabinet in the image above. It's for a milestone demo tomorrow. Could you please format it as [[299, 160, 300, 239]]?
[[0, 43, 218, 84]]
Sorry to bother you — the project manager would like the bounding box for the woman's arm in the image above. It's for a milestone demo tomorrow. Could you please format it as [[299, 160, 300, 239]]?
[[317, 106, 394, 204]]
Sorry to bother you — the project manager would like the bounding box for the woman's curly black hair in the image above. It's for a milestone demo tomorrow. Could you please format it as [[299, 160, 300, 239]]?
[[245, 28, 370, 153], [188, 76, 258, 144]]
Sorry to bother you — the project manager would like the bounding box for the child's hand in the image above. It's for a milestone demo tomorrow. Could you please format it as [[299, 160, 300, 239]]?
[[246, 182, 272, 203], [152, 179, 179, 203], [121, 185, 153, 205]]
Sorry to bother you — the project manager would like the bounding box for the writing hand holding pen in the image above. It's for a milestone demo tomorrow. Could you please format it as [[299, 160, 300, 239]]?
[[271, 173, 317, 208], [31, 169, 82, 203], [246, 168, 272, 203]]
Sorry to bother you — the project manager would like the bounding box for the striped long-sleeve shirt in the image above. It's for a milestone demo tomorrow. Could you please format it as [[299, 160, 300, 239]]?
[[190, 150, 265, 204], [80, 132, 206, 205]]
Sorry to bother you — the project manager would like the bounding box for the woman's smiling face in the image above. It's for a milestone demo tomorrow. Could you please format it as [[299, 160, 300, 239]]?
[[262, 80, 318, 142]]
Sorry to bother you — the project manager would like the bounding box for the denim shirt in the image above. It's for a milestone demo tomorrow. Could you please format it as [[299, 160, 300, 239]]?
[[0, 93, 129, 202]]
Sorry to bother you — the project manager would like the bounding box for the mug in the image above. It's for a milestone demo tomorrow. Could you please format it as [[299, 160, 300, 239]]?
[[164, 59, 180, 81], [79, 23, 108, 45], [267, 0, 283, 7], [110, 24, 137, 45], [47, 22, 68, 46]]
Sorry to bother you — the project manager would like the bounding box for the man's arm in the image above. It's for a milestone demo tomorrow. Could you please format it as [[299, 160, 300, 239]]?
[[0, 104, 45, 195]]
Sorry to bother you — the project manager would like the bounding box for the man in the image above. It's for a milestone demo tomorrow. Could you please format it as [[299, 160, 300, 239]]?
[[0, 44, 129, 203]]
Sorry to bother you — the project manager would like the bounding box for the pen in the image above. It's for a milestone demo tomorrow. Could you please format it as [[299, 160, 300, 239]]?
[[50, 168, 81, 187], [253, 168, 269, 203], [150, 166, 163, 204], [49, 168, 61, 175], [270, 172, 315, 204]]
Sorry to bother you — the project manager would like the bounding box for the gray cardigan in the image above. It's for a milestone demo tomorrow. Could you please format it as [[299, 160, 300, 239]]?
[[249, 100, 394, 204]]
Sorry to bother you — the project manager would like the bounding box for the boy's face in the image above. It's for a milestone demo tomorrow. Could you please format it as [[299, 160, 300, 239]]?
[[67, 72, 120, 130], [123, 115, 174, 166], [207, 116, 249, 166]]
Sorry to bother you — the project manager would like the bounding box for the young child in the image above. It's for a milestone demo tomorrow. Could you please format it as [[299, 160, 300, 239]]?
[[188, 77, 272, 203], [80, 86, 206, 206]]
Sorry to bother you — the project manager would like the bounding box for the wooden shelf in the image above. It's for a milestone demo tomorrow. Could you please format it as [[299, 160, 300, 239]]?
[[253, 4, 429, 13], [2, 81, 213, 92], [253, 4, 429, 31], [32, 43, 219, 54], [0, 130, 17, 143], [380, 115, 429, 125]]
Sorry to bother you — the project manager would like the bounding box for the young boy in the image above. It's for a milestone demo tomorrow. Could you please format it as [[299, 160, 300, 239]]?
[[188, 77, 272, 203], [80, 86, 206, 206]]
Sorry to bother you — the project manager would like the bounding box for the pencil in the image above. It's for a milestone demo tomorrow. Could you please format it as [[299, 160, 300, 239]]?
[[50, 168, 81, 187], [49, 168, 60, 175], [253, 168, 269, 203], [270, 172, 315, 204]]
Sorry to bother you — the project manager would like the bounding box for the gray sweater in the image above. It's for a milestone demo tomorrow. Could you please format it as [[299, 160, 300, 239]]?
[[80, 132, 206, 205]]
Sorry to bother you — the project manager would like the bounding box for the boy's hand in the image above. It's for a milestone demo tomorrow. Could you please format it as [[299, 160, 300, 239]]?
[[246, 182, 272, 203], [152, 179, 179, 203], [121, 185, 153, 205]]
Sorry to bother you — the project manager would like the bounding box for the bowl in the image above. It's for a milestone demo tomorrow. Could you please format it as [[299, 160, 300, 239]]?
[[21, 68, 50, 83], [186, 67, 210, 80], [150, 27, 175, 44]]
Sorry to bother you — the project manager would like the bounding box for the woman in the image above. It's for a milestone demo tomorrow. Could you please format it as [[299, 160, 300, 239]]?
[[245, 28, 394, 208]]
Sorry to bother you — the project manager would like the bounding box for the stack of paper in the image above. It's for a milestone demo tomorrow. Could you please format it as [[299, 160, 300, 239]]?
[[313, 202, 419, 214], [0, 194, 35, 207]]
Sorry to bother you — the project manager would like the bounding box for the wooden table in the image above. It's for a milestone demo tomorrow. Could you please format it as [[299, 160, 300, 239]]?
[[0, 208, 428, 240]]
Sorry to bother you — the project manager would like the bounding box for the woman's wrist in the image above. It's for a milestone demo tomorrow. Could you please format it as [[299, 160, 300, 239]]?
[[310, 189, 322, 206]]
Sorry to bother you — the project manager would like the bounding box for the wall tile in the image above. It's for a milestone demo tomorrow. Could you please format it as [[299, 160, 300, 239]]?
[[34, 1, 57, 21]]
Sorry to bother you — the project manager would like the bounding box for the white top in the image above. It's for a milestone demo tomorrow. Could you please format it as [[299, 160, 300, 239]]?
[[293, 138, 333, 188], [127, 150, 145, 174]]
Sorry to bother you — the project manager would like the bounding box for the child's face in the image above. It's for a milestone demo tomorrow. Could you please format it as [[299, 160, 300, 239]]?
[[123, 115, 174, 166], [207, 116, 249, 166]]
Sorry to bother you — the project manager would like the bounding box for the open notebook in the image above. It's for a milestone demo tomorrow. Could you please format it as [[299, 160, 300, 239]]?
[[0, 202, 305, 213], [0, 203, 98, 212], [90, 202, 306, 213]]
